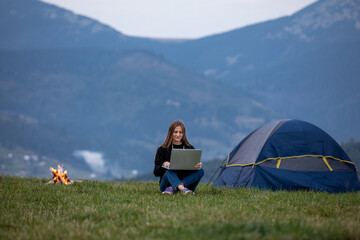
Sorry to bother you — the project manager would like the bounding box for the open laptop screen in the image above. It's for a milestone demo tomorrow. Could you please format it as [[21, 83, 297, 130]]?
[[168, 149, 202, 170]]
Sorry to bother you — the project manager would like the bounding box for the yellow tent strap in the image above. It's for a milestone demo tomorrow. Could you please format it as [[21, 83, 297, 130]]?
[[225, 154, 230, 165], [322, 157, 333, 171], [276, 158, 282, 169], [226, 154, 354, 168]]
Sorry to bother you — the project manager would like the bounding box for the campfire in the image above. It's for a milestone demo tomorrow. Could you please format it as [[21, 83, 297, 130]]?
[[49, 165, 71, 185]]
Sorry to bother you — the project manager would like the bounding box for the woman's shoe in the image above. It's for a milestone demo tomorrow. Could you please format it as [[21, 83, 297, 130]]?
[[182, 188, 193, 195], [162, 186, 174, 195]]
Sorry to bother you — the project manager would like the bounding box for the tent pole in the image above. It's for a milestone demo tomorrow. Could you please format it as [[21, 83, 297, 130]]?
[[206, 156, 228, 186]]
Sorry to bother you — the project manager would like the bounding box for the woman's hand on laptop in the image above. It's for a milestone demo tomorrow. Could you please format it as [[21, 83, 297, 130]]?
[[162, 161, 170, 168], [195, 162, 202, 170]]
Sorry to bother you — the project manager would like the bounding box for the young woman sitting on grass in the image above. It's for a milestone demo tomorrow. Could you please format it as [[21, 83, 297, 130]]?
[[153, 120, 204, 195]]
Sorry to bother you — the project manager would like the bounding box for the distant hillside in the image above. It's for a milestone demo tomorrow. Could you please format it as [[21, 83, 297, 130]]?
[[0, 111, 103, 179], [0, 111, 92, 168], [0, 0, 152, 50], [0, 48, 274, 176], [148, 0, 360, 141]]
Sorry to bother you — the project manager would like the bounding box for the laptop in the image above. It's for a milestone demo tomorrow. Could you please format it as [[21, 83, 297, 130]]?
[[167, 149, 202, 170]]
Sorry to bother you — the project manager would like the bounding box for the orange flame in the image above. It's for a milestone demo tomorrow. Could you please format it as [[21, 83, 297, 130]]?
[[50, 165, 70, 185]]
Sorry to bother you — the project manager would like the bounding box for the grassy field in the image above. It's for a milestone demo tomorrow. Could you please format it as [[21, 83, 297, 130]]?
[[1, 176, 359, 240]]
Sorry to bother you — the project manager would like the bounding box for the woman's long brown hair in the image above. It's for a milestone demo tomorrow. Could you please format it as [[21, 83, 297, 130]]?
[[160, 120, 191, 148]]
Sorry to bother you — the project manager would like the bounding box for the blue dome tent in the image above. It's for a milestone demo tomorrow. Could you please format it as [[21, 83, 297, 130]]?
[[214, 119, 360, 193]]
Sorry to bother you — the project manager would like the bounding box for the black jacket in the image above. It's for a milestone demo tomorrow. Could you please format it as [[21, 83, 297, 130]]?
[[153, 142, 194, 181]]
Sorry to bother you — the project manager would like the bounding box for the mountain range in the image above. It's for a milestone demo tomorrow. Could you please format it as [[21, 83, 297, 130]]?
[[0, 0, 359, 179], [146, 0, 360, 140]]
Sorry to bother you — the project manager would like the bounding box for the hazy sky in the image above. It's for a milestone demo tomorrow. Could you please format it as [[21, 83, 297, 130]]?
[[40, 0, 317, 39]]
